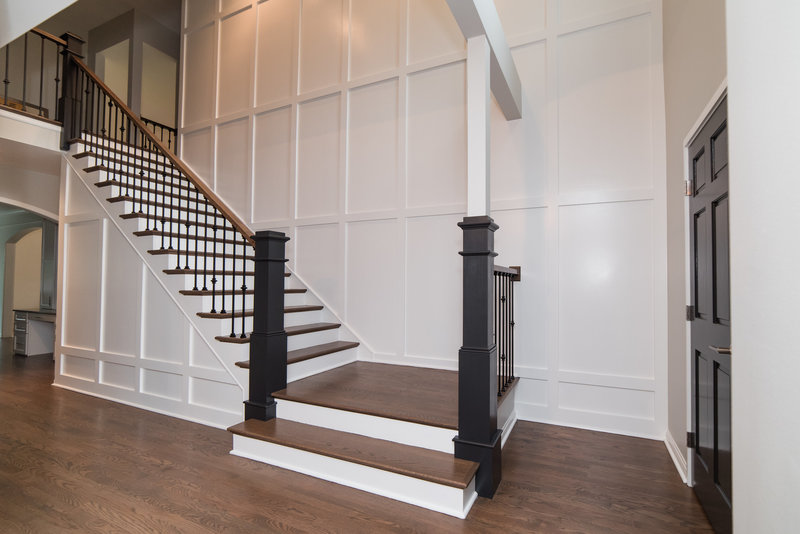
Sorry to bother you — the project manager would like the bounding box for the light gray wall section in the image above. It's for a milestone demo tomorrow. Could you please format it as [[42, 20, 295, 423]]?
[[0, 211, 45, 336], [662, 0, 727, 468]]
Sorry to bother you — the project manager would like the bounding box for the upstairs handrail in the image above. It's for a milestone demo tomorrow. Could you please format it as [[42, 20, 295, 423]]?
[[30, 28, 67, 47], [66, 54, 254, 246], [141, 115, 178, 152], [493, 264, 520, 397]]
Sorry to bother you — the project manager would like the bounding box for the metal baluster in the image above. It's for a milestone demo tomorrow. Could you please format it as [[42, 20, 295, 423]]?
[[21, 34, 27, 111], [210, 225, 218, 313], [192, 190, 200, 290], [184, 218, 191, 270], [230, 238, 237, 337], [159, 166, 166, 249], [54, 44, 60, 118], [3, 45, 9, 106], [240, 235, 248, 338], [510, 274, 515, 382], [168, 163, 175, 250], [202, 200, 209, 291], [37, 36, 44, 116], [83, 72, 90, 131], [219, 221, 227, 314]]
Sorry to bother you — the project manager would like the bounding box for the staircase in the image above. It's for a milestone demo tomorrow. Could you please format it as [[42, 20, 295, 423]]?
[[56, 52, 501, 518]]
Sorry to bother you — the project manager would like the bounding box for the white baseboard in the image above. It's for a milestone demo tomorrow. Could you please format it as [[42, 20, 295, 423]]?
[[231, 434, 477, 519], [664, 429, 689, 485]]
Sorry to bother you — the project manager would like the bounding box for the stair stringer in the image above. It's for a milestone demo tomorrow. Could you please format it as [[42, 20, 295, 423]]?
[[58, 151, 247, 428]]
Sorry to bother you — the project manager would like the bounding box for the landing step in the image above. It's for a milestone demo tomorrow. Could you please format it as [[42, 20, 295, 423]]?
[[215, 322, 341, 344], [198, 305, 322, 319], [228, 419, 477, 489], [235, 340, 359, 368], [274, 361, 458, 430]]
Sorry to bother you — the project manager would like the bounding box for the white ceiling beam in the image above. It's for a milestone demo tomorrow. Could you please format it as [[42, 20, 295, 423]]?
[[445, 0, 522, 120]]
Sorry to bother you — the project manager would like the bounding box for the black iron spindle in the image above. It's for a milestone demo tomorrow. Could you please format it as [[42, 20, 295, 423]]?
[[219, 221, 227, 314], [3, 45, 9, 106], [37, 36, 44, 116], [210, 225, 218, 313], [21, 34, 27, 111], [202, 200, 209, 291], [240, 235, 248, 338], [230, 239, 237, 337], [54, 44, 60, 118]]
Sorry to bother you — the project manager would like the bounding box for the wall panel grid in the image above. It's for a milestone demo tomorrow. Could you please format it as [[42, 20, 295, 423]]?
[[55, 164, 243, 429], [180, 0, 667, 439]]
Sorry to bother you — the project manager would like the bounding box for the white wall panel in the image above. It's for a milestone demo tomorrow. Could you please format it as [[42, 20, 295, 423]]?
[[347, 79, 398, 214], [405, 215, 461, 362], [559, 201, 654, 378], [297, 94, 340, 219], [346, 220, 401, 355], [493, 208, 548, 370], [407, 0, 464, 64], [221, 0, 250, 16], [190, 330, 225, 371], [61, 354, 96, 381], [141, 369, 182, 401], [295, 223, 342, 312], [491, 42, 547, 202], [407, 62, 466, 209], [190, 377, 240, 412], [253, 107, 292, 222], [558, 0, 648, 24], [181, 127, 213, 185], [216, 117, 251, 218], [100, 361, 136, 390], [142, 271, 188, 364], [558, 15, 653, 195], [185, 0, 216, 29], [182, 25, 216, 126], [101, 222, 141, 357], [349, 0, 400, 80], [63, 220, 100, 350], [494, 0, 547, 39], [218, 8, 255, 117], [65, 172, 97, 216], [298, 0, 343, 94], [559, 382, 654, 420], [256, 0, 298, 106]]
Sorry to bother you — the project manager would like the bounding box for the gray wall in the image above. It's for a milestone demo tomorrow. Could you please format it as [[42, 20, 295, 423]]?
[[662, 0, 727, 471]]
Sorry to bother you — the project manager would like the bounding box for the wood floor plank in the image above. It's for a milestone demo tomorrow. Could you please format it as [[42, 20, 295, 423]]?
[[0, 340, 712, 533], [273, 361, 459, 429]]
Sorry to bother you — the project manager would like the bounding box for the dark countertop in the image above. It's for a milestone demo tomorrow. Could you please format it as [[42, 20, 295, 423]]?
[[13, 308, 56, 315]]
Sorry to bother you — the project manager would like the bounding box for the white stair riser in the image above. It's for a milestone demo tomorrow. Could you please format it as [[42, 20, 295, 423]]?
[[231, 435, 476, 519], [78, 139, 170, 164], [277, 399, 457, 454], [149, 252, 251, 274], [287, 329, 339, 352], [287, 346, 358, 383]]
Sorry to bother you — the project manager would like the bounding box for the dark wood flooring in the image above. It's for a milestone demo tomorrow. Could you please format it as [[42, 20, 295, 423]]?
[[274, 361, 459, 429], [0, 340, 712, 533]]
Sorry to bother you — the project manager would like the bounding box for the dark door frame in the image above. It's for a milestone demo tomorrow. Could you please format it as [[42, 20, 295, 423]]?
[[682, 81, 727, 488]]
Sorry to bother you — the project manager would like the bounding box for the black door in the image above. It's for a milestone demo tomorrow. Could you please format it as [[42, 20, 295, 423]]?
[[689, 95, 731, 534]]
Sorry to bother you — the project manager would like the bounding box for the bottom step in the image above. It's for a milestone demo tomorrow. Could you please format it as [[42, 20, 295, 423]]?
[[228, 419, 478, 518]]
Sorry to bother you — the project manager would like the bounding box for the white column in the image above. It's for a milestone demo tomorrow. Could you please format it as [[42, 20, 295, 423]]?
[[466, 34, 491, 217]]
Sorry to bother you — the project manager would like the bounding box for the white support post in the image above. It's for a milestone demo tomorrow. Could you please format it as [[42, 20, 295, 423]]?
[[467, 35, 491, 217]]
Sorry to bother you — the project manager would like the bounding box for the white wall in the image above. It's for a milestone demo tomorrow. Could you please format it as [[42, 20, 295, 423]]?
[[179, 0, 667, 439], [54, 158, 243, 429], [11, 228, 42, 309], [661, 0, 727, 479], [0, 212, 45, 335], [141, 42, 178, 127], [727, 1, 800, 531], [0, 0, 76, 48]]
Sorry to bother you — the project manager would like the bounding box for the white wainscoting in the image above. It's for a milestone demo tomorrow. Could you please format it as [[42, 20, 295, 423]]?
[[179, 0, 667, 439], [54, 162, 244, 429]]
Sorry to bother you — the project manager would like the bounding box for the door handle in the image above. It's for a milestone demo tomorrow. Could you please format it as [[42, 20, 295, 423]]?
[[709, 345, 732, 355]]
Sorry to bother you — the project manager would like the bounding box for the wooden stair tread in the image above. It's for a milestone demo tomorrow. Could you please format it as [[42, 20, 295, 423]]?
[[215, 323, 341, 344], [163, 268, 290, 277], [198, 305, 322, 319], [148, 248, 254, 261], [273, 362, 458, 430], [180, 288, 305, 296], [133, 229, 242, 246], [228, 419, 477, 489], [235, 340, 359, 368]]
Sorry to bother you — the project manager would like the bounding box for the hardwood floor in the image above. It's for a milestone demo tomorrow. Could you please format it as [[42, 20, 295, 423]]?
[[0, 340, 712, 533]]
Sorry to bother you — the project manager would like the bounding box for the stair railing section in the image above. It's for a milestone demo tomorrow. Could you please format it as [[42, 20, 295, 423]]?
[[60, 50, 255, 340], [493, 265, 520, 397], [455, 216, 502, 499], [0, 28, 68, 124], [141, 116, 178, 153]]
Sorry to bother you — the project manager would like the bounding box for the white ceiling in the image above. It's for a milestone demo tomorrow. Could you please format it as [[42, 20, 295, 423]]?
[[39, 0, 181, 41]]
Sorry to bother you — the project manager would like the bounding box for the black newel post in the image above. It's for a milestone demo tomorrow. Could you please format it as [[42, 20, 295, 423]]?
[[244, 230, 289, 421], [58, 32, 85, 150], [454, 215, 501, 498]]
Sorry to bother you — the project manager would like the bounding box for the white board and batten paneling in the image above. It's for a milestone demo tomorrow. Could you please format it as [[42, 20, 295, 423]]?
[[179, 0, 667, 440], [54, 163, 243, 428]]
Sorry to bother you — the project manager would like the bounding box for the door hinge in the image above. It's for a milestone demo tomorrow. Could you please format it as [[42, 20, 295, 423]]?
[[685, 180, 693, 196], [686, 305, 695, 321], [687, 431, 696, 449]]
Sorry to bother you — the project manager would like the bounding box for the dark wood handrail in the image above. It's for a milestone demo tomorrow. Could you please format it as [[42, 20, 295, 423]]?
[[30, 28, 67, 47], [69, 55, 255, 246], [141, 115, 176, 132]]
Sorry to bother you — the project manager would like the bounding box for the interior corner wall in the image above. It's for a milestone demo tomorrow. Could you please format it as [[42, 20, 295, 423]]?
[[662, 0, 727, 471], [179, 0, 668, 439], [727, 1, 800, 531], [0, 215, 44, 336]]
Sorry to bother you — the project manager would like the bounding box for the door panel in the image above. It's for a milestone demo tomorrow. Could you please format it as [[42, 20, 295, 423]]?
[[690, 95, 731, 534]]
